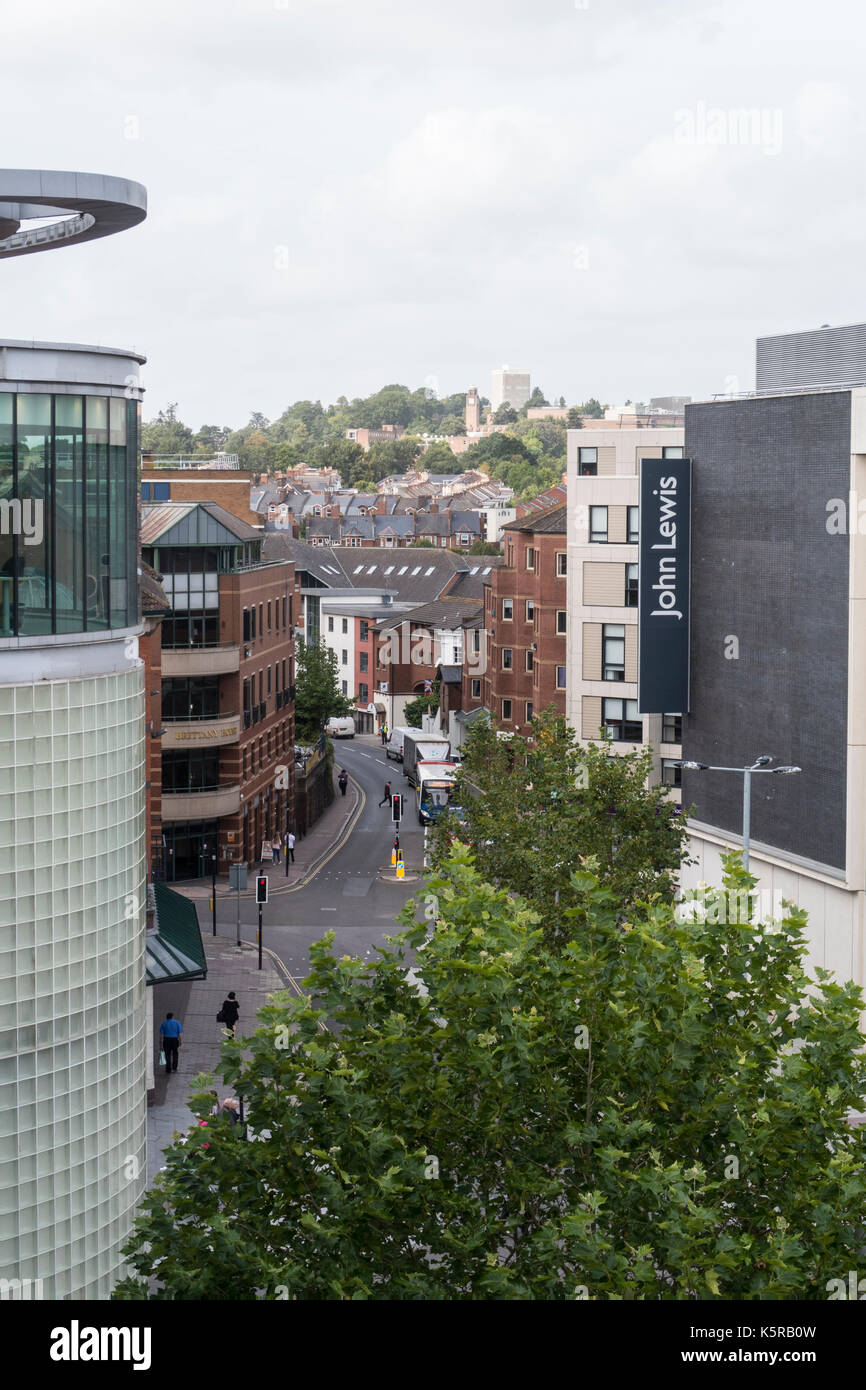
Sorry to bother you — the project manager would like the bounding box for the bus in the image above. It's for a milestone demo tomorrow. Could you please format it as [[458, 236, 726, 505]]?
[[416, 761, 458, 825]]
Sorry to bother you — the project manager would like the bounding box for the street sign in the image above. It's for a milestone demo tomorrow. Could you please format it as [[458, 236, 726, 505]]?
[[229, 863, 248, 891]]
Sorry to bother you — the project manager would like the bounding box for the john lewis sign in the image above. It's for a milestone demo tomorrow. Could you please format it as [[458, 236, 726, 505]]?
[[638, 458, 691, 713]]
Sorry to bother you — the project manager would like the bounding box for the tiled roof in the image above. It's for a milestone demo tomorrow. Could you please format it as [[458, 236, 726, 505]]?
[[505, 502, 568, 535]]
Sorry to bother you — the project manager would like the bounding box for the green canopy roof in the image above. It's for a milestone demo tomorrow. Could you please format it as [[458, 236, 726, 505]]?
[[146, 882, 208, 985]]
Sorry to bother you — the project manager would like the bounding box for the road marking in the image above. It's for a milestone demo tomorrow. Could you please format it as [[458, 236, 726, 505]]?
[[320, 907, 337, 911], [359, 752, 372, 759]]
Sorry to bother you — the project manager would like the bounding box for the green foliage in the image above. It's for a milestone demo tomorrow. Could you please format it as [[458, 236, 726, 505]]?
[[294, 639, 352, 740], [581, 397, 605, 418], [466, 540, 502, 555], [403, 682, 440, 728], [435, 709, 690, 941], [422, 441, 459, 473], [437, 414, 466, 436], [493, 403, 518, 424], [114, 845, 866, 1301], [141, 404, 195, 456], [519, 386, 549, 416], [567, 408, 584, 429]]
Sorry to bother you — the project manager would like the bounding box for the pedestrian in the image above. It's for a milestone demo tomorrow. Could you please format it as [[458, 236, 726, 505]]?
[[379, 779, 392, 807], [220, 1097, 240, 1126], [338, 768, 348, 796], [218, 991, 240, 1035], [159, 1011, 183, 1075], [272, 837, 281, 864], [286, 830, 295, 862], [381, 725, 388, 747]]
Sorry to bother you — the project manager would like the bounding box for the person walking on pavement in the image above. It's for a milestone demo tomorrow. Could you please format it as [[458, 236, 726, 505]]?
[[379, 779, 392, 807], [219, 991, 240, 1036], [272, 837, 281, 864], [338, 768, 348, 797], [286, 830, 295, 862], [159, 1012, 183, 1075]]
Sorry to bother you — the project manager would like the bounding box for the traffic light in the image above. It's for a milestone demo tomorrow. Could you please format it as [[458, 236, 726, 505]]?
[[391, 793, 403, 823], [255, 875, 268, 904]]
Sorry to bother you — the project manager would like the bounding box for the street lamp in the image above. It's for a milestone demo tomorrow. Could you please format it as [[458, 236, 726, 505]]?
[[675, 755, 802, 871]]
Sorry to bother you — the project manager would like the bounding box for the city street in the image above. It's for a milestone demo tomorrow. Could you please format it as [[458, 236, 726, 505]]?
[[195, 734, 428, 984]]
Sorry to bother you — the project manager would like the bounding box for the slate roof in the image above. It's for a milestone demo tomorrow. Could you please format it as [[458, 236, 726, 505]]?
[[376, 598, 483, 632], [262, 533, 348, 585], [140, 561, 170, 614], [505, 502, 568, 535]]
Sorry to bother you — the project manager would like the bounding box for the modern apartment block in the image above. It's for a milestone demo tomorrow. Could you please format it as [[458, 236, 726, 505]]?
[[140, 502, 295, 878], [483, 505, 568, 734], [565, 427, 685, 798], [491, 366, 531, 412], [679, 382, 866, 990]]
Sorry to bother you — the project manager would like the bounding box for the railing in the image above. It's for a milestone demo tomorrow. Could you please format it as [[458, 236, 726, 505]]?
[[162, 711, 237, 722], [143, 454, 242, 469]]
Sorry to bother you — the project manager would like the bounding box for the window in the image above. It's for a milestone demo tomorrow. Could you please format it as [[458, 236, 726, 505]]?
[[578, 446, 598, 476], [662, 446, 684, 459], [556, 552, 567, 577], [525, 546, 535, 570], [603, 624, 625, 681], [243, 608, 252, 642], [526, 701, 533, 722], [267, 601, 272, 631], [460, 533, 470, 545], [556, 610, 567, 635], [627, 506, 639, 543], [342, 618, 348, 634], [360, 620, 369, 641], [283, 595, 287, 629], [341, 650, 348, 665], [502, 648, 513, 670], [625, 563, 638, 607], [473, 629, 481, 654], [360, 651, 368, 672], [267, 665, 272, 696], [141, 482, 151, 501], [502, 699, 513, 720], [341, 680, 347, 695], [603, 698, 642, 742], [662, 713, 682, 744], [662, 759, 682, 787], [590, 506, 608, 543], [153, 482, 170, 501], [525, 599, 534, 622], [471, 679, 481, 699], [525, 650, 534, 672], [556, 666, 567, 689], [359, 682, 368, 702], [502, 599, 513, 620]]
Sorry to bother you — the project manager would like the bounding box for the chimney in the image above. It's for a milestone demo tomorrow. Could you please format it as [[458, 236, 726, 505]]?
[[376, 493, 387, 515], [429, 500, 438, 514]]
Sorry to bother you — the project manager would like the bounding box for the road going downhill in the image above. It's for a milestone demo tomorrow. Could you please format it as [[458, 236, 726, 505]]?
[[208, 734, 430, 984]]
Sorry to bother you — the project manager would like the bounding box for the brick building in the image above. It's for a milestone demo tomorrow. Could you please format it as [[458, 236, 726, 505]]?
[[483, 505, 568, 734], [140, 458, 261, 527], [141, 501, 294, 879]]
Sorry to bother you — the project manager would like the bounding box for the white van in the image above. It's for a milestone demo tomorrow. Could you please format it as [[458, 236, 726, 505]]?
[[325, 716, 355, 739], [386, 725, 415, 762]]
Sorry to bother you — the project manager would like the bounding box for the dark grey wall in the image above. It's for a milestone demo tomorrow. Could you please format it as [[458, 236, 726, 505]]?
[[682, 392, 850, 870]]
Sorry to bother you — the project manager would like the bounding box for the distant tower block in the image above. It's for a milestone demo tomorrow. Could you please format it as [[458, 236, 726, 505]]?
[[465, 386, 480, 432]]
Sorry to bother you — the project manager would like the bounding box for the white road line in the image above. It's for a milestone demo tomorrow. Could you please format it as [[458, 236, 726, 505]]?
[[320, 907, 337, 911], [359, 752, 372, 759]]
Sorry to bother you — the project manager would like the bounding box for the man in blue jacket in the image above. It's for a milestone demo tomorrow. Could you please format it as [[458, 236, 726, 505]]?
[[159, 1012, 183, 1075]]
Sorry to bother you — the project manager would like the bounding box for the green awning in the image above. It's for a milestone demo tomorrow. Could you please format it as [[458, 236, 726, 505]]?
[[146, 882, 208, 985]]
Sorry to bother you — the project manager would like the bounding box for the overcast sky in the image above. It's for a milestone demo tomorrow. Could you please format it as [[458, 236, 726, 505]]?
[[2, 0, 864, 426]]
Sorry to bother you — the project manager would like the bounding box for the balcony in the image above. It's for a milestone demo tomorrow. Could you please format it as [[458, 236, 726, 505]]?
[[161, 784, 241, 821], [161, 715, 241, 750], [162, 644, 240, 677]]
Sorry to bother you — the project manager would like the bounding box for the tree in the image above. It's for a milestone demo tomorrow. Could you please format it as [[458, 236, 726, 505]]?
[[422, 441, 458, 474], [437, 414, 465, 437], [436, 709, 690, 942], [581, 397, 604, 418], [467, 539, 501, 555], [403, 681, 440, 727], [521, 387, 549, 416], [293, 639, 352, 740], [567, 408, 584, 429], [114, 845, 866, 1301], [407, 538, 435, 548], [141, 404, 195, 457], [308, 438, 366, 487], [492, 403, 518, 424], [193, 423, 232, 454], [248, 412, 270, 431]]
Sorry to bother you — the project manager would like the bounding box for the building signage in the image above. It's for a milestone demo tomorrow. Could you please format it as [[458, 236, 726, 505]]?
[[173, 726, 237, 741], [638, 458, 691, 713]]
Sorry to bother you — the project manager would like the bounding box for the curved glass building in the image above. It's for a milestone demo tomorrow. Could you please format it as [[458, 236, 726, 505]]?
[[0, 340, 147, 1299]]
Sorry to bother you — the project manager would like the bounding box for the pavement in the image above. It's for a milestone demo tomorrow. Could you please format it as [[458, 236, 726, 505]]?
[[147, 936, 290, 1185]]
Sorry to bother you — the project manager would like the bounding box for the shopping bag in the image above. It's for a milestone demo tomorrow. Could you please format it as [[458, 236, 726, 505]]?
[[159, 1049, 166, 1066]]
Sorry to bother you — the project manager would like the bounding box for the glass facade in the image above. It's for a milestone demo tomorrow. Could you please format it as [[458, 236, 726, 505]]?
[[0, 670, 146, 1299], [0, 391, 139, 638]]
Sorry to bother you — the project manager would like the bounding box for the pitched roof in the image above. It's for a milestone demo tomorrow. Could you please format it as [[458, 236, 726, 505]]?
[[262, 533, 348, 584], [505, 502, 568, 535], [140, 501, 261, 545], [140, 561, 171, 614]]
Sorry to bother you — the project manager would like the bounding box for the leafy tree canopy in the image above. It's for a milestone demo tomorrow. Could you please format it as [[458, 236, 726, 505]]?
[[404, 681, 440, 727], [435, 709, 690, 942], [294, 639, 352, 740], [115, 845, 866, 1301]]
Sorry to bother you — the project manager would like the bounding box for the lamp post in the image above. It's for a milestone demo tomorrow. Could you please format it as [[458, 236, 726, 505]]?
[[674, 755, 802, 871]]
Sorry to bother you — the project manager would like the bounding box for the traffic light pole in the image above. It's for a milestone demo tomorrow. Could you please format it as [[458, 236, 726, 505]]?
[[211, 852, 217, 937], [257, 901, 263, 971]]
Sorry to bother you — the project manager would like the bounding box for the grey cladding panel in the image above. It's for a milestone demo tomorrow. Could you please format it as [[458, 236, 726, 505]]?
[[682, 392, 850, 870]]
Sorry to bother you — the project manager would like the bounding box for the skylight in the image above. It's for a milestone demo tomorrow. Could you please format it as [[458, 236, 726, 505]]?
[[354, 565, 364, 574], [470, 566, 479, 575], [367, 566, 377, 574], [398, 566, 408, 575], [483, 566, 491, 574], [425, 567, 435, 576], [384, 566, 394, 574], [411, 566, 422, 576]]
